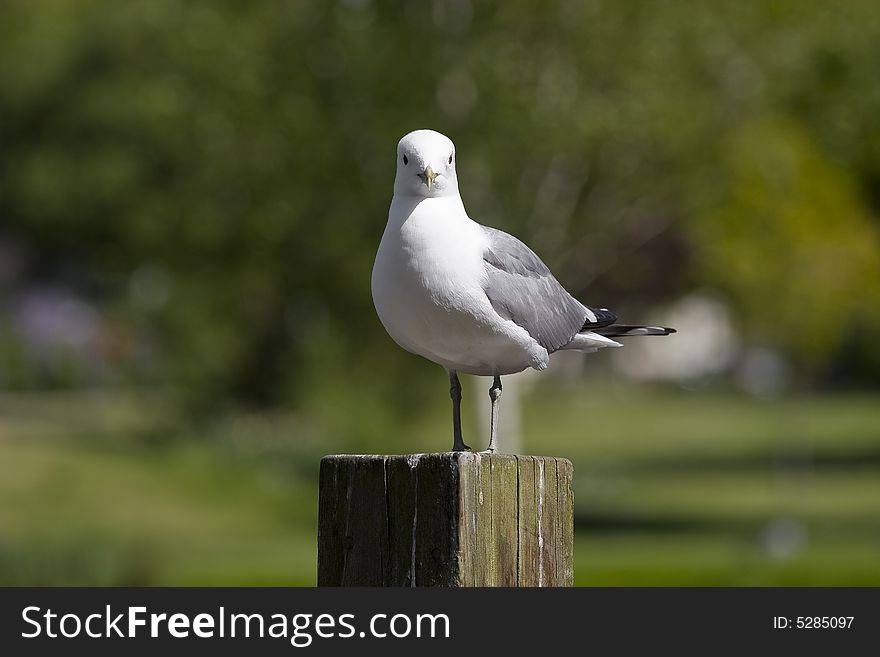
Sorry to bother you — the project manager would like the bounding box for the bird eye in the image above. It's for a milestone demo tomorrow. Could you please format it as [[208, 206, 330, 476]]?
[[448, 154, 453, 164], [403, 155, 408, 165]]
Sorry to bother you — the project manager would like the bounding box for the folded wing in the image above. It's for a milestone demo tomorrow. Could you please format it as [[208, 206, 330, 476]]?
[[481, 226, 590, 353]]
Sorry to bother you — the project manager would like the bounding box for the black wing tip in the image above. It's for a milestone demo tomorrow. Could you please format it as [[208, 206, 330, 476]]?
[[582, 305, 677, 336], [583, 306, 618, 330]]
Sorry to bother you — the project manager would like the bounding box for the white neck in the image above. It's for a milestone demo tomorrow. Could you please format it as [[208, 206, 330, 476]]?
[[388, 193, 468, 228]]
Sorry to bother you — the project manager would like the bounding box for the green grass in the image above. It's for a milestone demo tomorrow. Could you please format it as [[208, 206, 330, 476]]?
[[0, 384, 878, 585], [0, 436, 318, 585], [575, 532, 880, 586]]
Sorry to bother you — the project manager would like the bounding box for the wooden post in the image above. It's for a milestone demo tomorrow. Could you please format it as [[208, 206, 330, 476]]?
[[317, 453, 573, 587]]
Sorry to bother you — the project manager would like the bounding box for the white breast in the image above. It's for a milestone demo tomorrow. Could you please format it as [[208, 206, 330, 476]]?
[[371, 197, 546, 375]]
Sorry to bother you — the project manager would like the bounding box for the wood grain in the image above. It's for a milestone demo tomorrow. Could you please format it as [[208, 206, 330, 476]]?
[[317, 453, 573, 587]]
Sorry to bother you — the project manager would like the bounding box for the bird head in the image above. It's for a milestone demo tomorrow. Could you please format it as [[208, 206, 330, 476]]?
[[394, 129, 459, 198]]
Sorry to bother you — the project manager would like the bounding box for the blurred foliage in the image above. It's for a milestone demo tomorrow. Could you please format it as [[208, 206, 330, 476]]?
[[1, 0, 879, 412], [700, 118, 880, 369]]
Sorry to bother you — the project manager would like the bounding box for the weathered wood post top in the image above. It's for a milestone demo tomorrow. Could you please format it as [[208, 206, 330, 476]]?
[[318, 453, 573, 587]]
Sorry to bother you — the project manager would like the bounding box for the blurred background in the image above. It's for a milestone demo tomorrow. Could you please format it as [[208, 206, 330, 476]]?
[[1, 0, 879, 585]]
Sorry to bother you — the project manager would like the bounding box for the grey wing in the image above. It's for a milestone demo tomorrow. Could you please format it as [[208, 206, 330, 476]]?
[[481, 226, 594, 352]]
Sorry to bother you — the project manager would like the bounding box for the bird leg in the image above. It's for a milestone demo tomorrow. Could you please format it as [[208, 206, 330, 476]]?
[[448, 370, 470, 452], [486, 375, 502, 453]]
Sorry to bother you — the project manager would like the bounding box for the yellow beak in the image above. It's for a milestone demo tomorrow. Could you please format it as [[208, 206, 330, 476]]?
[[422, 165, 438, 190]]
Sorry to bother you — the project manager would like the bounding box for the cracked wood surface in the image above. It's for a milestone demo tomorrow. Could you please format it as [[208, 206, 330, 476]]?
[[317, 453, 573, 587]]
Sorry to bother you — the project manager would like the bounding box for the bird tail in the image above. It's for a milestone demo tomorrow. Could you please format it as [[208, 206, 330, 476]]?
[[565, 307, 676, 352], [561, 331, 623, 353], [593, 324, 677, 337]]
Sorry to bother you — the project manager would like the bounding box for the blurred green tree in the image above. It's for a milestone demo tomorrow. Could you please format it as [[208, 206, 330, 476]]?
[[1, 0, 878, 416]]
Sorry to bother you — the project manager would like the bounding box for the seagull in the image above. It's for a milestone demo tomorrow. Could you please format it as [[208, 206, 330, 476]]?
[[371, 129, 675, 453]]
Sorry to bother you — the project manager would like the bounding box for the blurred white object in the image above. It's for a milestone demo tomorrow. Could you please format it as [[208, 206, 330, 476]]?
[[760, 517, 807, 561], [613, 293, 738, 382], [735, 346, 790, 398]]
